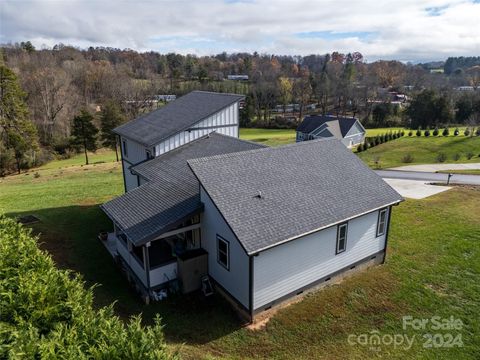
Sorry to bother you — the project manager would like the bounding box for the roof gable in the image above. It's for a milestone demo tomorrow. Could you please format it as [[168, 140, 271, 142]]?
[[114, 91, 244, 147], [297, 115, 361, 138], [188, 139, 403, 254]]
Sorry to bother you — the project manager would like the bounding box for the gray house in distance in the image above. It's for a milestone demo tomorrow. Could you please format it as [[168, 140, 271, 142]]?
[[296, 115, 366, 148], [101, 91, 402, 322]]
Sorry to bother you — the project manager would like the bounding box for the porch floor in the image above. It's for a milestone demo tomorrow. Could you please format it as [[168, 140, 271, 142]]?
[[100, 232, 118, 258]]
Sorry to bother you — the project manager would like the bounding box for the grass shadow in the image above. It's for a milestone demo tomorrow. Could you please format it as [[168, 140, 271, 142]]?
[[7, 205, 243, 345]]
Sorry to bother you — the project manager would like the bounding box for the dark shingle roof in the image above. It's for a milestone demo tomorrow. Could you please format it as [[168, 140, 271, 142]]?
[[188, 139, 403, 255], [132, 133, 265, 183], [101, 133, 265, 245], [114, 91, 244, 147], [297, 115, 362, 137]]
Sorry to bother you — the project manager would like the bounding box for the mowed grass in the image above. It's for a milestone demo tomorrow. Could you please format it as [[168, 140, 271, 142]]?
[[239, 127, 403, 147], [358, 136, 480, 169], [1, 147, 479, 358], [438, 169, 480, 175], [239, 128, 296, 146]]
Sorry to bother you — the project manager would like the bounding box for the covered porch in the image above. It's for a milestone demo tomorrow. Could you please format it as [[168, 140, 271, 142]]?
[[100, 214, 208, 299]]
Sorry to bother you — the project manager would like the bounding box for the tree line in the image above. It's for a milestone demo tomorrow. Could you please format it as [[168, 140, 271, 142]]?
[[1, 43, 480, 173]]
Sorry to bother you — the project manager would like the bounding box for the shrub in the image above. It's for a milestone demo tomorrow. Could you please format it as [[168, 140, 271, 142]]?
[[453, 153, 461, 161], [357, 143, 364, 152], [432, 127, 439, 136], [0, 215, 176, 360], [436, 153, 447, 163], [401, 130, 405, 137], [33, 172, 40, 178], [424, 129, 430, 137], [408, 130, 413, 137], [382, 133, 387, 143], [401, 154, 414, 163], [442, 127, 449, 136], [464, 128, 471, 136], [466, 152, 474, 160], [454, 128, 459, 136], [476, 128, 480, 136], [416, 128, 422, 136]]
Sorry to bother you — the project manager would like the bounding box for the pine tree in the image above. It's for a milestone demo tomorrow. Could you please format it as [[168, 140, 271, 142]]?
[[71, 110, 98, 165], [0, 64, 39, 174], [100, 101, 124, 162]]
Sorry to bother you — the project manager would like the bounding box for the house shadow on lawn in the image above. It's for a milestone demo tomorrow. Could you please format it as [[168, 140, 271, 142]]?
[[8, 205, 243, 345]]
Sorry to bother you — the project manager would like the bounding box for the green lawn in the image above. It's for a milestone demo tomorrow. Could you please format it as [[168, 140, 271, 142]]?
[[238, 127, 405, 147], [1, 145, 479, 358], [239, 128, 296, 146], [437, 169, 480, 175], [358, 136, 480, 169]]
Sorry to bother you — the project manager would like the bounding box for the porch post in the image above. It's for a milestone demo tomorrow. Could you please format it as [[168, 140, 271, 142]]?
[[144, 242, 151, 288]]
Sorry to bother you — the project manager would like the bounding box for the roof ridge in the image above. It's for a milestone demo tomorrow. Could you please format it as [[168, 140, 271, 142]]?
[[191, 90, 245, 97]]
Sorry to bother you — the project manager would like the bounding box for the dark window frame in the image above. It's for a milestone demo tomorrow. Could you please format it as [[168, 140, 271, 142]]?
[[122, 139, 128, 157], [145, 149, 152, 160], [217, 235, 230, 271], [376, 208, 388, 237], [336, 222, 348, 254]]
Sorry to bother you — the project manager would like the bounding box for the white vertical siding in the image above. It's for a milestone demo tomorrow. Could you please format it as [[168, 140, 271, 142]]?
[[253, 209, 389, 310], [150, 262, 178, 287], [123, 163, 139, 192], [200, 186, 250, 308], [121, 137, 149, 164], [154, 102, 239, 156]]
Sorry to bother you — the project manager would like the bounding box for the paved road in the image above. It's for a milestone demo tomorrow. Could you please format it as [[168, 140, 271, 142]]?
[[375, 170, 480, 186]]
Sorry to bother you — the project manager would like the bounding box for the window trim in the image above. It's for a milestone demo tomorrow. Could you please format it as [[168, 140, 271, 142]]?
[[376, 208, 387, 237], [336, 222, 348, 254], [216, 235, 230, 271]]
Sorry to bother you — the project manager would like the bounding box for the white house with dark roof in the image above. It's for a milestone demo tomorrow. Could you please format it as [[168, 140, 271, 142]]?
[[296, 115, 366, 148], [101, 91, 402, 322], [113, 91, 244, 191]]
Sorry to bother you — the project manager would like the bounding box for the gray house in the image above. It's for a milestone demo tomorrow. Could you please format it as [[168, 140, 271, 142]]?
[[101, 91, 402, 322], [296, 115, 366, 148]]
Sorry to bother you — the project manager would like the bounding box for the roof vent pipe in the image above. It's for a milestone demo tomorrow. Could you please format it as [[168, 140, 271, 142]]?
[[254, 191, 262, 199]]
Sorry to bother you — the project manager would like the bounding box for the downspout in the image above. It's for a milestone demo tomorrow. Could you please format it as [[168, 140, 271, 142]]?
[[382, 205, 394, 264], [119, 136, 127, 193], [248, 254, 256, 322], [144, 242, 151, 291]]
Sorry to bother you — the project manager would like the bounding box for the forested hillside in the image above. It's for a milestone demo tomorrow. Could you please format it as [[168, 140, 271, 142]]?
[[1, 43, 480, 175]]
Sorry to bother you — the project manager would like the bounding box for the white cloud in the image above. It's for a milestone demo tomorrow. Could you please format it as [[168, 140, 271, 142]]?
[[1, 0, 479, 61]]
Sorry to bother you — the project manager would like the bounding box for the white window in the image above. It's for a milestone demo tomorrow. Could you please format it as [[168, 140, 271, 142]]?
[[377, 208, 387, 237], [122, 139, 128, 157], [336, 223, 348, 254], [217, 235, 230, 270]]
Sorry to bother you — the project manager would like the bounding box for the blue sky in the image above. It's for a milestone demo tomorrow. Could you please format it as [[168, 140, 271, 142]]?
[[1, 0, 479, 62]]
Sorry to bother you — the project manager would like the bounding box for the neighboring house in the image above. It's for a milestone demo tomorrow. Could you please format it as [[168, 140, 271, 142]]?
[[227, 74, 249, 81], [101, 92, 402, 322], [114, 91, 244, 192], [296, 115, 366, 148]]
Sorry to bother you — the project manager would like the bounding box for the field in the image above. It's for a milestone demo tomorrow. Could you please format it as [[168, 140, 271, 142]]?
[[1, 133, 479, 358], [358, 136, 480, 169], [437, 169, 480, 175], [239, 127, 404, 147]]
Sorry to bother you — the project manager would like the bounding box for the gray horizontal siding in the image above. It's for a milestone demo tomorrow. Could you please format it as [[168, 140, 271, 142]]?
[[253, 209, 389, 310]]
